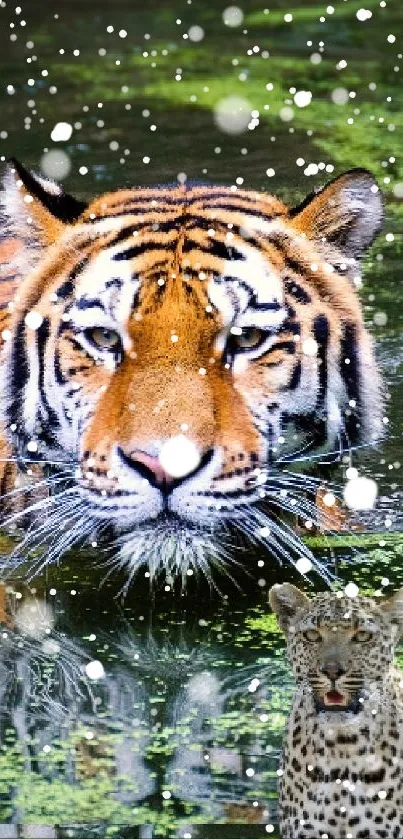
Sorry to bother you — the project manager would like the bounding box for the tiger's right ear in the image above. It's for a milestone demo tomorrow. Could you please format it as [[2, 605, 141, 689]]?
[[289, 168, 383, 259], [269, 583, 310, 631], [0, 159, 87, 276]]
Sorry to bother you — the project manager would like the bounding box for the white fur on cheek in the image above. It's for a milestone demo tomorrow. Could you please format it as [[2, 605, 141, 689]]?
[[232, 354, 249, 376], [223, 244, 284, 307], [207, 279, 234, 326]]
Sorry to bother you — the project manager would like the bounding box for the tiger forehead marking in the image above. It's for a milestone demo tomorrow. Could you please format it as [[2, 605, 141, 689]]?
[[77, 191, 287, 314], [0, 163, 384, 578], [69, 221, 288, 371]]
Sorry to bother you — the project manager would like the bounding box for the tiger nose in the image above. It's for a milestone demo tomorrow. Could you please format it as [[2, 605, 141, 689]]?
[[321, 662, 346, 682], [117, 435, 214, 491], [125, 451, 173, 487]]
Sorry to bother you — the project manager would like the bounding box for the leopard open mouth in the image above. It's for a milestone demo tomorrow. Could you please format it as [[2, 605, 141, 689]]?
[[315, 689, 362, 714], [324, 690, 346, 707]]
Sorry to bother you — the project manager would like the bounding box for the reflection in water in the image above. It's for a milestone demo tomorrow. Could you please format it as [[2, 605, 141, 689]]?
[[0, 584, 290, 836]]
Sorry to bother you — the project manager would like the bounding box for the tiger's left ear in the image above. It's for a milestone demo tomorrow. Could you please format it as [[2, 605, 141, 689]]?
[[0, 158, 87, 274], [289, 169, 383, 258]]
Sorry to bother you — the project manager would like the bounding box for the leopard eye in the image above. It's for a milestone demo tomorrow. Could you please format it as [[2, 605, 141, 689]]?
[[84, 327, 121, 352], [353, 629, 372, 643], [303, 629, 321, 642], [230, 327, 265, 351]]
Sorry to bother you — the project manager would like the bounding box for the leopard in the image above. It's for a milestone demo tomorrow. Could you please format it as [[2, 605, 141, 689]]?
[[269, 583, 403, 839]]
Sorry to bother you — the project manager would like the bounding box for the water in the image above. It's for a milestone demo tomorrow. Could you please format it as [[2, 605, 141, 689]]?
[[0, 0, 402, 835]]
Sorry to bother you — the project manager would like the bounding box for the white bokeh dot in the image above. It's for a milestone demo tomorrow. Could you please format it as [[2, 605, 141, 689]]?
[[295, 557, 313, 575], [331, 87, 349, 105], [159, 435, 201, 478], [188, 25, 204, 42], [50, 121, 73, 142], [40, 149, 71, 179], [214, 96, 253, 134], [344, 582, 359, 598], [343, 476, 378, 511], [222, 6, 244, 27], [85, 660, 105, 680]]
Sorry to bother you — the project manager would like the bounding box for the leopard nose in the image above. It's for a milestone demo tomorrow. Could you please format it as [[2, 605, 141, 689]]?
[[321, 662, 346, 682]]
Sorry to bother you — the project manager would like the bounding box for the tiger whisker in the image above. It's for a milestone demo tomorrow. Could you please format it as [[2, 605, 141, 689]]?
[[268, 469, 341, 491], [112, 516, 243, 591], [266, 498, 329, 530], [235, 504, 334, 582], [31, 514, 93, 574], [0, 474, 70, 504], [7, 508, 79, 562], [0, 486, 78, 530], [0, 457, 76, 468], [4, 493, 83, 554], [279, 438, 381, 466], [6, 499, 94, 578]]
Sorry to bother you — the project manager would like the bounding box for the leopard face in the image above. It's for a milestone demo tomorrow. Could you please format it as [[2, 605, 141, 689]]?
[[269, 584, 403, 713]]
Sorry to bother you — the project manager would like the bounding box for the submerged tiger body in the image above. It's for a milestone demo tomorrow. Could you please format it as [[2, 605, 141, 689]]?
[[0, 162, 383, 577]]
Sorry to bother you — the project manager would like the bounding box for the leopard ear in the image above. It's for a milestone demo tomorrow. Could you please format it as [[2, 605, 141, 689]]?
[[0, 159, 87, 278], [289, 168, 383, 259], [383, 589, 403, 635], [269, 583, 310, 631]]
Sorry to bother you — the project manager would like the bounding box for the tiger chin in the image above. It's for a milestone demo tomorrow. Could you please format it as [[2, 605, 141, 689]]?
[[0, 159, 384, 582]]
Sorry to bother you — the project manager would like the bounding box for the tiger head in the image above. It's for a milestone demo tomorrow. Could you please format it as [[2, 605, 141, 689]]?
[[0, 161, 383, 577]]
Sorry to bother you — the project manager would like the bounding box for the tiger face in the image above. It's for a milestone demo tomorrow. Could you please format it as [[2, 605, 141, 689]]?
[[0, 161, 383, 577]]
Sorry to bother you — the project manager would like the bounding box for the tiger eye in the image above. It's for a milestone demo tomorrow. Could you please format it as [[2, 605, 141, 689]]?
[[353, 629, 372, 643], [303, 629, 321, 642], [232, 327, 264, 350], [85, 327, 121, 351]]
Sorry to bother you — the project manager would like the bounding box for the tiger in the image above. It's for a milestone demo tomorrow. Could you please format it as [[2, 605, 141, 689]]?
[[0, 159, 383, 580]]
